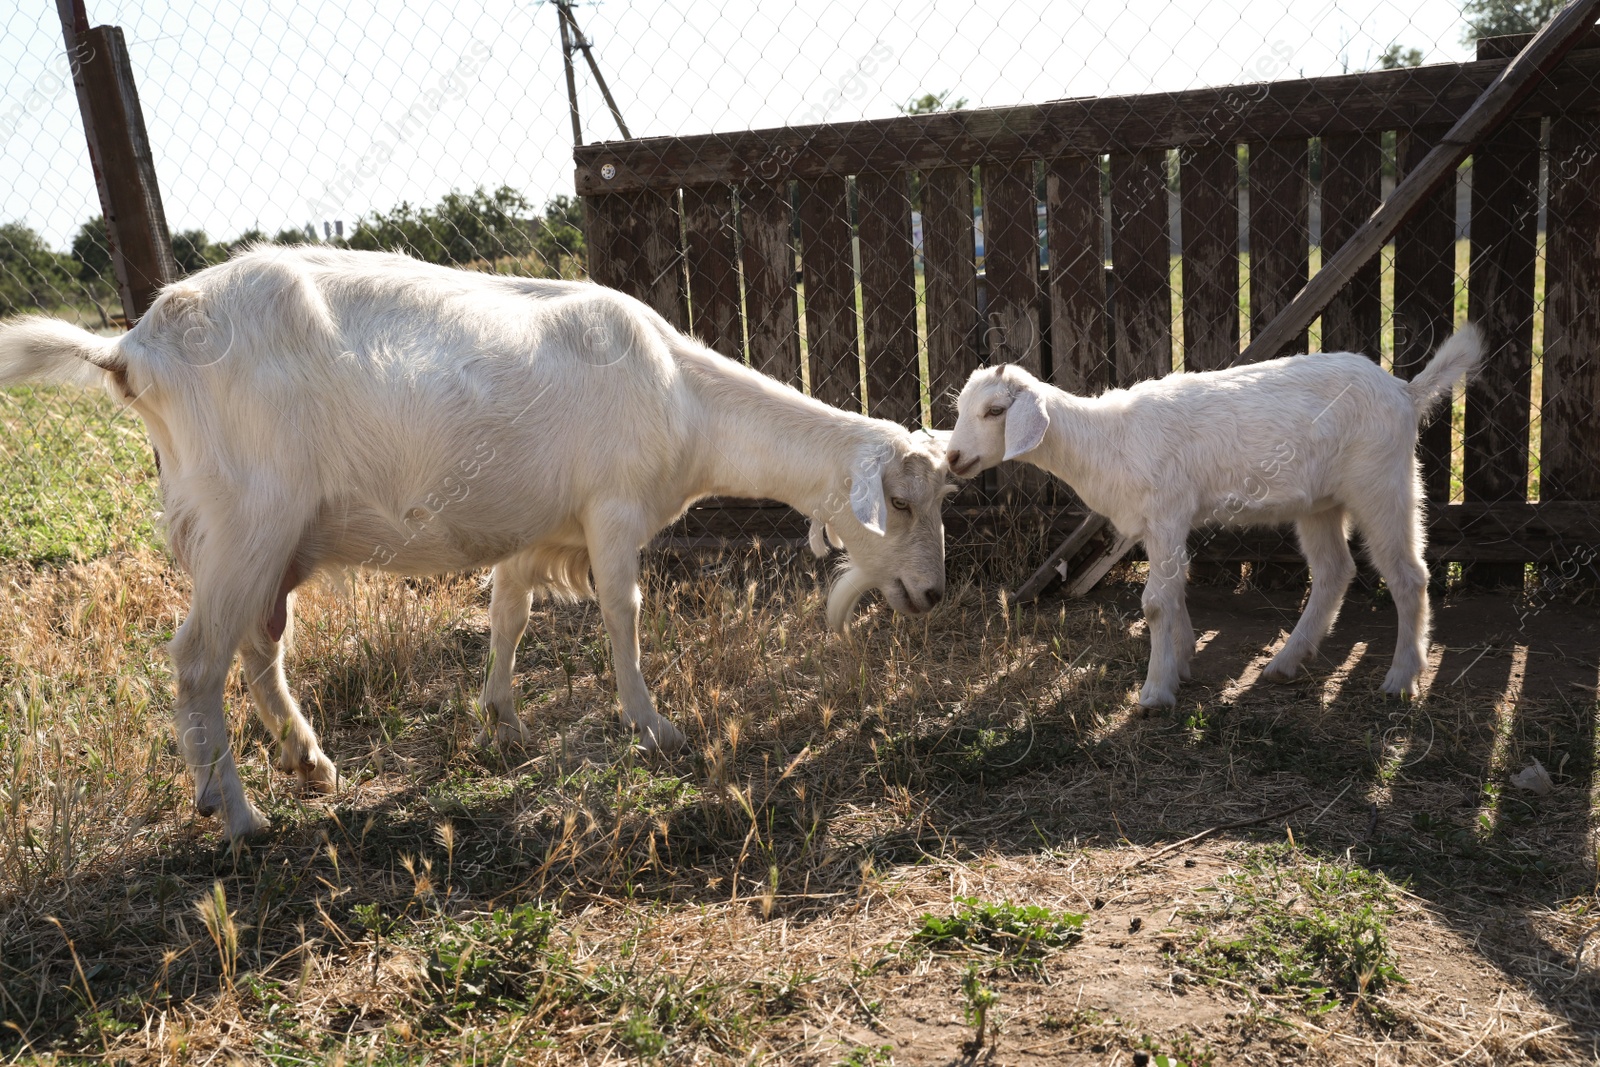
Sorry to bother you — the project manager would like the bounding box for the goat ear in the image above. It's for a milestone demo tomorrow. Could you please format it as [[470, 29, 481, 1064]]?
[[1003, 387, 1049, 461], [849, 450, 889, 536]]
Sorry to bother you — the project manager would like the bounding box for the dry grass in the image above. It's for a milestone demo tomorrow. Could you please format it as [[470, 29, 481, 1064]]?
[[1, 530, 1597, 1064]]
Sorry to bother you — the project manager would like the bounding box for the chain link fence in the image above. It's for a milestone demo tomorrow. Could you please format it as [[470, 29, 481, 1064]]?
[[2, 1, 1597, 593]]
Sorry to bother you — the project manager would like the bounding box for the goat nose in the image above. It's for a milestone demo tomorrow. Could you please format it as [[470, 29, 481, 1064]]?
[[947, 448, 963, 469], [924, 587, 943, 607]]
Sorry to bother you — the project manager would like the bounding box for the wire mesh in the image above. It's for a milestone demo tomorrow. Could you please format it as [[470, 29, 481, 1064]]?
[[1, 1, 1597, 593]]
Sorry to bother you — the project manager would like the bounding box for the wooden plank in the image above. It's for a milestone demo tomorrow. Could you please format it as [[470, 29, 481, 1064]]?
[[1540, 110, 1600, 503], [583, 194, 628, 289], [1243, 139, 1311, 586], [1179, 143, 1240, 372], [1316, 132, 1382, 357], [855, 170, 920, 426], [1463, 116, 1539, 588], [1109, 149, 1172, 384], [980, 161, 1043, 374], [795, 175, 860, 410], [681, 185, 743, 359], [1239, 4, 1600, 365], [1246, 139, 1310, 360], [1392, 124, 1459, 502], [1475, 26, 1600, 60], [1014, 513, 1109, 601], [663, 501, 1600, 564], [1178, 143, 1243, 583], [982, 160, 1046, 501], [739, 181, 801, 385], [584, 190, 687, 330], [1045, 155, 1108, 394], [73, 24, 177, 319], [921, 166, 979, 422], [575, 51, 1600, 195]]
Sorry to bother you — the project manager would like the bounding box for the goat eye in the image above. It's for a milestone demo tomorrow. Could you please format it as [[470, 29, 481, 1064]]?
[[985, 405, 1006, 418], [891, 497, 910, 512]]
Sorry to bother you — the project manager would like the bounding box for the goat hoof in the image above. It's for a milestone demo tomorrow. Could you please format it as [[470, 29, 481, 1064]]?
[[297, 753, 339, 794], [227, 804, 271, 840], [1137, 684, 1177, 709], [635, 719, 686, 754], [1381, 670, 1419, 700], [1260, 659, 1299, 683], [195, 781, 224, 819], [474, 718, 530, 751]]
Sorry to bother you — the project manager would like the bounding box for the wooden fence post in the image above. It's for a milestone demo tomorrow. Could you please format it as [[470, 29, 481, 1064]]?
[[58, 0, 178, 323]]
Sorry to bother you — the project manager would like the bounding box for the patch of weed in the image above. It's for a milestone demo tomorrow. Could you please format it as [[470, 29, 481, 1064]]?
[[914, 896, 1085, 959], [1178, 848, 1404, 1012], [425, 902, 556, 1011], [838, 1043, 894, 1066]]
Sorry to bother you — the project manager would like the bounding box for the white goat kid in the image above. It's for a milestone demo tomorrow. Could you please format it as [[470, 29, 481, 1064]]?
[[946, 328, 1483, 708], [0, 247, 951, 840]]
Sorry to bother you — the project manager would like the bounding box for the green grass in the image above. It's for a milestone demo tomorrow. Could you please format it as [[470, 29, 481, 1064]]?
[[1177, 846, 1405, 1011], [913, 896, 1086, 959], [0, 385, 160, 564]]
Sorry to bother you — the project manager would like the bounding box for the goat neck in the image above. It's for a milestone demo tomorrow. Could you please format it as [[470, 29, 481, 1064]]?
[[675, 343, 884, 516], [1029, 387, 1116, 495]]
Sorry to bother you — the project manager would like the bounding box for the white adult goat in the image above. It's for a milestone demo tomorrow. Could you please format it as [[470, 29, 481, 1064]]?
[[946, 328, 1483, 708], [0, 247, 952, 840]]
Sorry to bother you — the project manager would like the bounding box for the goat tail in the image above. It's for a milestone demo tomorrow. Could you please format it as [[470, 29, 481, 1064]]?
[[1404, 323, 1484, 420], [0, 315, 124, 390]]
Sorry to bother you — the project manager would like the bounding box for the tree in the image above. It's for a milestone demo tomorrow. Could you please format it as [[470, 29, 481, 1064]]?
[[0, 222, 72, 315], [433, 186, 536, 266], [171, 229, 222, 275], [70, 215, 116, 326], [346, 187, 582, 275], [347, 200, 449, 262], [533, 194, 585, 273], [225, 228, 268, 257], [901, 90, 968, 115], [1377, 43, 1424, 68], [272, 226, 312, 245], [1460, 0, 1561, 44]]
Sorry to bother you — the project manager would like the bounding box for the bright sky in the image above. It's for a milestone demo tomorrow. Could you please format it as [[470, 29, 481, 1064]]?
[[2, 0, 1475, 250]]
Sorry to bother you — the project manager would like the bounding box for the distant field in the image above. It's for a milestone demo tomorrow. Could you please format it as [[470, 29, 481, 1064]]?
[[0, 385, 160, 564]]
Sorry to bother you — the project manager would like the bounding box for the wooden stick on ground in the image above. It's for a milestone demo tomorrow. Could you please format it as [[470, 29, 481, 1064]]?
[[1018, 2, 1600, 603], [1122, 801, 1312, 871]]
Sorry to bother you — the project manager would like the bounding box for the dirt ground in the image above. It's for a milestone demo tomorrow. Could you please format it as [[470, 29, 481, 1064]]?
[[753, 577, 1600, 1065]]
